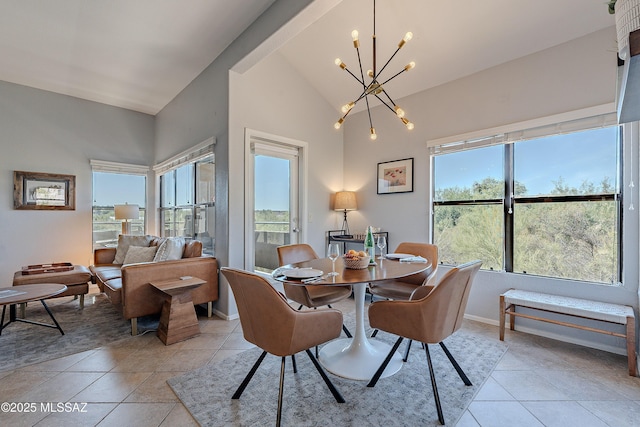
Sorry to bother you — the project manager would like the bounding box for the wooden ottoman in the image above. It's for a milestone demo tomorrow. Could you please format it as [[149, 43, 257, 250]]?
[[13, 265, 92, 309]]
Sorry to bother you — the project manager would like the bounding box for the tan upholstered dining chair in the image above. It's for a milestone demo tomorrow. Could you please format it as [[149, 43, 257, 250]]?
[[368, 242, 439, 301], [277, 243, 352, 340], [366, 260, 482, 425], [368, 242, 438, 359], [221, 267, 345, 427]]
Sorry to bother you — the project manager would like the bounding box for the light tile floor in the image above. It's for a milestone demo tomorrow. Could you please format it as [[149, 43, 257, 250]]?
[[1, 287, 639, 426]]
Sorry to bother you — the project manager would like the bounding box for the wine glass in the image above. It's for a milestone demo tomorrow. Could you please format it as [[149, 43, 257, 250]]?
[[376, 235, 386, 260], [327, 243, 340, 276]]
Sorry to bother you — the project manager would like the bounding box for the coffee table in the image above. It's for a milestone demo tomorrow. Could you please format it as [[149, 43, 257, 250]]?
[[0, 284, 67, 335], [150, 276, 206, 345]]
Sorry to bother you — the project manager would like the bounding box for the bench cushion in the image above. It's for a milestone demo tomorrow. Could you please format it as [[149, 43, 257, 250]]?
[[503, 289, 634, 325]]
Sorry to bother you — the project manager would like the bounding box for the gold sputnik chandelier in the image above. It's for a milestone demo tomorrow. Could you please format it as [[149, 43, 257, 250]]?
[[333, 0, 415, 140]]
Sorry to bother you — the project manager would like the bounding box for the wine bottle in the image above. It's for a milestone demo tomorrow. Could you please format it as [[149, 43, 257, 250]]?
[[364, 226, 375, 263]]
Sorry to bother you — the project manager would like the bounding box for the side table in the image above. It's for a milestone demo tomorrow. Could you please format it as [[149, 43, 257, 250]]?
[[150, 276, 206, 345]]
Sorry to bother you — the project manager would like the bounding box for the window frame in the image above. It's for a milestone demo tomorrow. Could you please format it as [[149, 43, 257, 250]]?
[[154, 138, 215, 255], [90, 160, 149, 248], [430, 109, 622, 284]]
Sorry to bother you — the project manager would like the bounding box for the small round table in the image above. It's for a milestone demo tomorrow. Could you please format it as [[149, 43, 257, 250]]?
[[275, 257, 431, 380], [0, 284, 67, 335]]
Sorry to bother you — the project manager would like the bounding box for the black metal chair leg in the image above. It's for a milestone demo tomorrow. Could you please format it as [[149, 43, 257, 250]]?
[[367, 337, 403, 387], [341, 324, 352, 338], [0, 305, 6, 335], [276, 356, 286, 427], [425, 344, 445, 425], [305, 349, 345, 403], [291, 354, 297, 373], [403, 339, 413, 362], [439, 342, 472, 386], [232, 350, 267, 399]]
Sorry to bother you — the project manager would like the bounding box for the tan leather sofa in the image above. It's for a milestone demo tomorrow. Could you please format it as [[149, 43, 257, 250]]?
[[91, 238, 218, 335]]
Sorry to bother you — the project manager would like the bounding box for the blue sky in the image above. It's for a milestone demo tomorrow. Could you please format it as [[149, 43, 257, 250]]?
[[93, 173, 146, 206], [255, 156, 290, 210], [435, 127, 619, 195]]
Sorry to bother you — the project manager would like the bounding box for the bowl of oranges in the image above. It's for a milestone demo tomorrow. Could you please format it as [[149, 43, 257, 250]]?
[[343, 250, 371, 269]]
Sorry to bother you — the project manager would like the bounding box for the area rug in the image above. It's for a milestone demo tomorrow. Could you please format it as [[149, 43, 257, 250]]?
[[0, 292, 159, 371], [168, 317, 508, 426]]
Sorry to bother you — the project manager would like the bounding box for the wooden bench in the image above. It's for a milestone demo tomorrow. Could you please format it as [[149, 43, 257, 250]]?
[[499, 289, 637, 376]]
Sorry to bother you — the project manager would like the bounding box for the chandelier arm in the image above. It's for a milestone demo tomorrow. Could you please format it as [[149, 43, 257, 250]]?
[[381, 89, 397, 108], [373, 46, 402, 81], [374, 92, 398, 114], [364, 96, 375, 128], [381, 68, 407, 86], [342, 67, 365, 86], [355, 46, 367, 89]]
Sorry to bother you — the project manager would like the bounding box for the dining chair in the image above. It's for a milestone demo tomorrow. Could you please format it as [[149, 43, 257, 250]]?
[[277, 243, 353, 340], [368, 242, 439, 302], [366, 260, 482, 425], [221, 267, 345, 427], [368, 242, 438, 359]]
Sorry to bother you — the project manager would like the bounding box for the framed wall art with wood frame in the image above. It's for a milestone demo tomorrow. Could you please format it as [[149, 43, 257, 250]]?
[[13, 171, 76, 210], [377, 158, 413, 194]]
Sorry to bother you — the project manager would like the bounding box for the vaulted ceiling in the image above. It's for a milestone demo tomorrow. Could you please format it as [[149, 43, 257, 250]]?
[[0, 0, 615, 116]]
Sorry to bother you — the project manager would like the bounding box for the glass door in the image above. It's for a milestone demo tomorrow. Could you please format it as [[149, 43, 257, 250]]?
[[247, 138, 300, 274]]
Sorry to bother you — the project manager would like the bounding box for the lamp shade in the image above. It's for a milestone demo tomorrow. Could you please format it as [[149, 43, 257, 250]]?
[[334, 191, 357, 211], [114, 204, 139, 220]]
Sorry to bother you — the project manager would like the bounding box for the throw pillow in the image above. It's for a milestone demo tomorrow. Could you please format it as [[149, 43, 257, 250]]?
[[113, 235, 154, 264], [122, 246, 158, 265], [153, 237, 186, 262]]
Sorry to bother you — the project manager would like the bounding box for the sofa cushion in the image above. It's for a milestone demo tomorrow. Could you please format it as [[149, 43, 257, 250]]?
[[113, 235, 154, 264], [153, 237, 185, 262], [123, 246, 158, 265]]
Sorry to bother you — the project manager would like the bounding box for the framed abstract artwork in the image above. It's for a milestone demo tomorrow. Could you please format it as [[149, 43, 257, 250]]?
[[13, 170, 76, 210], [377, 158, 413, 194]]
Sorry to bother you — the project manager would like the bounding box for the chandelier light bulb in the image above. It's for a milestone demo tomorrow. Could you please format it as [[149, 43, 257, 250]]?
[[335, 58, 346, 69], [395, 106, 405, 118], [398, 31, 413, 48], [334, 118, 344, 129], [405, 61, 416, 71], [351, 29, 360, 48], [401, 118, 414, 130], [341, 102, 355, 113], [370, 128, 377, 140], [367, 69, 374, 78]]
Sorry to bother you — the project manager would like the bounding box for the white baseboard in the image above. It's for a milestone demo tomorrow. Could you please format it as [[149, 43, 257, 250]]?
[[463, 314, 627, 356], [212, 308, 239, 321]]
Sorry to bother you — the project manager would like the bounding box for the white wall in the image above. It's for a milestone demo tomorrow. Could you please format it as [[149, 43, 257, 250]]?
[[342, 26, 640, 354], [230, 51, 344, 252], [0, 81, 154, 284], [154, 0, 321, 317]]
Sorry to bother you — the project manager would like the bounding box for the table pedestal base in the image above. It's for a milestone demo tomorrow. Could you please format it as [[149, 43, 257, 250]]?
[[157, 293, 200, 345], [319, 337, 403, 381]]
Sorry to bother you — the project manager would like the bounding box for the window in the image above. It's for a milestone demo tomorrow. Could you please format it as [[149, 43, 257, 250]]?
[[91, 161, 148, 249], [156, 140, 215, 255], [432, 117, 621, 284]]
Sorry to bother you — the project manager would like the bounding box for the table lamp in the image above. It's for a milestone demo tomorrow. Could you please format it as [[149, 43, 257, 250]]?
[[334, 191, 357, 238], [114, 203, 139, 235]]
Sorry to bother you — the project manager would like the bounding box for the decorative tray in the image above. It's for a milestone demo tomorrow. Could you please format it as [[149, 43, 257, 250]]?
[[21, 262, 73, 275]]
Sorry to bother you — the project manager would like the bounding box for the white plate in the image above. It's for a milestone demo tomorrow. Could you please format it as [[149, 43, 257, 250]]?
[[283, 268, 324, 279], [385, 253, 414, 260]]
